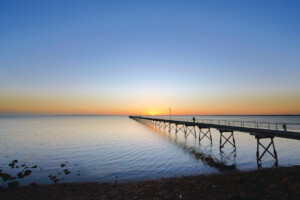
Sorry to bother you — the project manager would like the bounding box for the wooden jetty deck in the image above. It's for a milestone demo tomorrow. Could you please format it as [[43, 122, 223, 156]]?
[[129, 116, 300, 140]]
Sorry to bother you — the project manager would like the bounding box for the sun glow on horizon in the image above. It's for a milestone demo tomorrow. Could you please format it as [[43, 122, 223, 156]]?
[[147, 110, 161, 116]]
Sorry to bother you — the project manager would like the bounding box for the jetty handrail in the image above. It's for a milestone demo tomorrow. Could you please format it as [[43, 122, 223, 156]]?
[[139, 116, 300, 132]]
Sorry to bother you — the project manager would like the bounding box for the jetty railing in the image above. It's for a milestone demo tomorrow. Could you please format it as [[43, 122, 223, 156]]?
[[141, 116, 300, 132]]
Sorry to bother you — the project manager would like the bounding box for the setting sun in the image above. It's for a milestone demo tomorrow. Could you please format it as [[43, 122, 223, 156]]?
[[147, 110, 160, 116]]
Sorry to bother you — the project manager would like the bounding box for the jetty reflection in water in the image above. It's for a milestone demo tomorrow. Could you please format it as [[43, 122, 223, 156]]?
[[142, 121, 237, 170]]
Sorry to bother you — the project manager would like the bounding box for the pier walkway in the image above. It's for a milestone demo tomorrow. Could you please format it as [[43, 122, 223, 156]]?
[[129, 116, 300, 140]]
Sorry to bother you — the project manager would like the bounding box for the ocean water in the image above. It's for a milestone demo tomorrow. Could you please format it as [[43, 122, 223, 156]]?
[[0, 115, 299, 186]]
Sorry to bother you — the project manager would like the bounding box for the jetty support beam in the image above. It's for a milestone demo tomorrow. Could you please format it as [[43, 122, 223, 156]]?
[[256, 136, 278, 168], [199, 128, 212, 142], [219, 130, 236, 149], [186, 126, 196, 138]]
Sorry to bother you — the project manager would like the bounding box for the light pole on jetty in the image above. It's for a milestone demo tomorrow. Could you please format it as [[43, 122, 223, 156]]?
[[168, 108, 172, 120]]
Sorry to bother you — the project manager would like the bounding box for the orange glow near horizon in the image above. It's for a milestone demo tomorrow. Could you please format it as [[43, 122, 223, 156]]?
[[0, 92, 300, 115], [147, 110, 161, 116]]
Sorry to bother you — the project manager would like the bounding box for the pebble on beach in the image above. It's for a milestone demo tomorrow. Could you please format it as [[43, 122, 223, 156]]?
[[24, 170, 32, 176], [17, 172, 24, 179]]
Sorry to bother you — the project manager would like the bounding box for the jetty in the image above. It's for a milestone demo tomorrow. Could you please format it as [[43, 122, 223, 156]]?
[[129, 116, 300, 168]]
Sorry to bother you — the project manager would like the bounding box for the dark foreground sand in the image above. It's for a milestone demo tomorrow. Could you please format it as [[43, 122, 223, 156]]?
[[1, 166, 299, 200]]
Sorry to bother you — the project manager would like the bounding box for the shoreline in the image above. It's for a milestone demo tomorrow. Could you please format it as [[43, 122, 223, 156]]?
[[1, 166, 299, 200]]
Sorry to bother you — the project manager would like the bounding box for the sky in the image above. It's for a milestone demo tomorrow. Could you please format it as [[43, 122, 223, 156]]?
[[0, 0, 300, 115]]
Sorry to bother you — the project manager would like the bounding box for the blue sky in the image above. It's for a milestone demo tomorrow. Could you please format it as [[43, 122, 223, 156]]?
[[0, 0, 299, 114]]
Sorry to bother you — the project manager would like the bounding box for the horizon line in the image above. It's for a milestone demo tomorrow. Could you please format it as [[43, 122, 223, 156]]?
[[1, 113, 300, 117]]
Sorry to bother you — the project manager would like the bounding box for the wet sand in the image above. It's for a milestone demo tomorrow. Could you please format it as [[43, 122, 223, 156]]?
[[1, 166, 299, 200]]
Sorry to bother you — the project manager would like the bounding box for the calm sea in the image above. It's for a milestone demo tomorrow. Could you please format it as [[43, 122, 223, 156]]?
[[0, 115, 299, 186]]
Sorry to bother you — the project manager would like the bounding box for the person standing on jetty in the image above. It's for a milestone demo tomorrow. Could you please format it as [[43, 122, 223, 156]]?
[[283, 123, 287, 133], [192, 117, 195, 123]]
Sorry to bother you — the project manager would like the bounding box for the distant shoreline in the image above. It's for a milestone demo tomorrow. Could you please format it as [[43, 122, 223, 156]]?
[[1, 166, 299, 200]]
